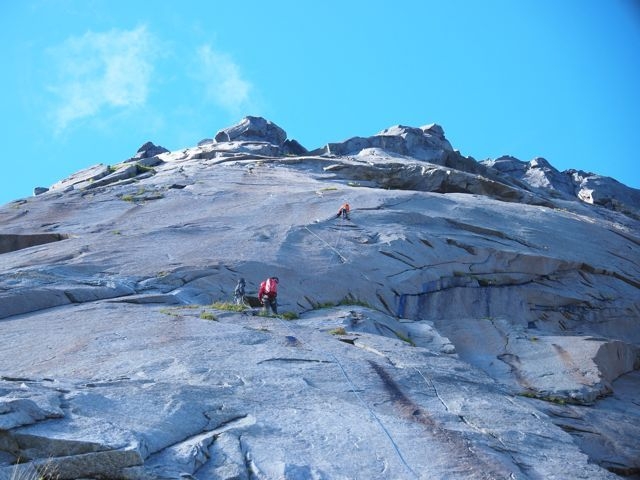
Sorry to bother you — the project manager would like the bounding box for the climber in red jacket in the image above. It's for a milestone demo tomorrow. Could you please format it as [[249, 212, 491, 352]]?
[[258, 276, 279, 315]]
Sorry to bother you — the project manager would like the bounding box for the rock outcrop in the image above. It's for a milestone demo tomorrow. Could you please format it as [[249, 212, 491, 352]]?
[[130, 141, 170, 160], [482, 156, 640, 217], [209, 116, 308, 157], [0, 117, 638, 479], [317, 123, 454, 162], [214, 116, 287, 145]]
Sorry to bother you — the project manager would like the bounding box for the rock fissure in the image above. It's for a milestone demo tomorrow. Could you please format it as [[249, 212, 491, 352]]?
[[256, 357, 332, 365]]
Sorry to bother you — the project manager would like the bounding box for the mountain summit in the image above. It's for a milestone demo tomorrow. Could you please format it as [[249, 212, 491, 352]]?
[[1, 117, 638, 479]]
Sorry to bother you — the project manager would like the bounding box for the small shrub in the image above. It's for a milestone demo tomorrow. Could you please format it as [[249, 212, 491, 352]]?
[[120, 187, 156, 203], [136, 163, 155, 173], [280, 311, 299, 320], [329, 327, 347, 335], [199, 311, 217, 321], [108, 163, 126, 173]]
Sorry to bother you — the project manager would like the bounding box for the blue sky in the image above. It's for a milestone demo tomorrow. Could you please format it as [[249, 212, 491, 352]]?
[[2, 0, 639, 206]]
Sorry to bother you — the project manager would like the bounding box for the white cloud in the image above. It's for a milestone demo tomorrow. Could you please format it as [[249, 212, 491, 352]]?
[[47, 25, 157, 133], [195, 44, 253, 113]]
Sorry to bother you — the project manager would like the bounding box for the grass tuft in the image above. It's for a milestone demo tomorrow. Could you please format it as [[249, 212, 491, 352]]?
[[311, 301, 336, 309], [199, 311, 217, 321], [329, 327, 347, 335], [394, 330, 415, 346], [519, 391, 567, 405], [211, 302, 248, 312], [337, 296, 372, 308], [10, 459, 59, 480], [159, 308, 182, 318]]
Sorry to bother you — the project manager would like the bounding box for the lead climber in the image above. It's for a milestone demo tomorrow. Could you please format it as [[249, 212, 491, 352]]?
[[258, 276, 279, 315], [336, 202, 350, 220]]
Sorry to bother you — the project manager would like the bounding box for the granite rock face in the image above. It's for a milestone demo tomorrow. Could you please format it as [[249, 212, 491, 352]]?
[[0, 117, 638, 479]]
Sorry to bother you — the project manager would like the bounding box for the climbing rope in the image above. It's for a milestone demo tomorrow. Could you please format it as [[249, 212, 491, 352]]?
[[303, 225, 348, 263], [330, 215, 348, 268], [273, 316, 418, 478]]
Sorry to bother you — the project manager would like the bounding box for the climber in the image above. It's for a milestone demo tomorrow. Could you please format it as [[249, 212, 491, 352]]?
[[336, 202, 350, 220], [233, 278, 246, 305], [258, 276, 279, 315]]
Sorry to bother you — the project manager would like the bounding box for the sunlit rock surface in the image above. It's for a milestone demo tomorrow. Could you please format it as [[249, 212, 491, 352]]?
[[0, 117, 638, 479]]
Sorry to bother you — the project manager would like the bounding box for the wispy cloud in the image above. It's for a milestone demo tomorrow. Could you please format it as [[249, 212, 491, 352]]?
[[47, 25, 157, 134], [195, 44, 253, 114]]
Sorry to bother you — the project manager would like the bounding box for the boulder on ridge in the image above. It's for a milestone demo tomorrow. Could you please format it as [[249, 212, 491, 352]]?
[[318, 123, 454, 163], [123, 141, 169, 167], [214, 116, 288, 145], [129, 141, 169, 160]]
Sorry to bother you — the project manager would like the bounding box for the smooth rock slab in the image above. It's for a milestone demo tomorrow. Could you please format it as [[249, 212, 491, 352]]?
[[0, 302, 620, 479]]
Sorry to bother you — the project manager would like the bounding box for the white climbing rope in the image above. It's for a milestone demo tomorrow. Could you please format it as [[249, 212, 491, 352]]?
[[303, 225, 348, 263]]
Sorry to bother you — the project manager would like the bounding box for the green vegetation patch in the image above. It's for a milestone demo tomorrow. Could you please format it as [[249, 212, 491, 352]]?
[[199, 311, 217, 321], [211, 301, 248, 312], [119, 187, 164, 203], [519, 391, 567, 405], [394, 330, 415, 346], [312, 301, 336, 309], [329, 327, 347, 335], [338, 296, 372, 308], [159, 304, 201, 319]]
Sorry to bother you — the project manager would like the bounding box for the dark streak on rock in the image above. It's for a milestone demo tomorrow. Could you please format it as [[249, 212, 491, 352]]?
[[368, 360, 516, 479]]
